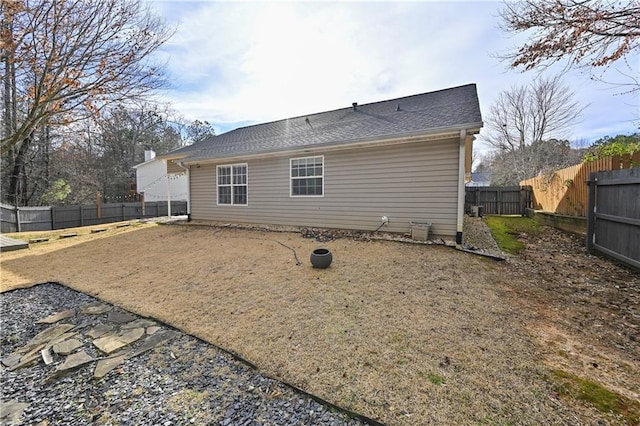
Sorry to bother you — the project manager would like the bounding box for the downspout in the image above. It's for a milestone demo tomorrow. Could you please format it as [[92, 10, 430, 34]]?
[[455, 129, 466, 245], [176, 160, 191, 221]]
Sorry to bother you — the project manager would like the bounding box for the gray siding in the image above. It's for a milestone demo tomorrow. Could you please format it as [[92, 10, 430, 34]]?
[[167, 159, 186, 174], [190, 137, 460, 237]]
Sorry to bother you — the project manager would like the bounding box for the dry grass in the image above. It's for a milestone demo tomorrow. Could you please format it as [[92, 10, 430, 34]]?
[[0, 223, 614, 424]]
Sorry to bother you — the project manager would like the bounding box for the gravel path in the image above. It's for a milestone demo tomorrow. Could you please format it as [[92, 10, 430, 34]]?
[[1, 283, 368, 426], [462, 216, 503, 258]]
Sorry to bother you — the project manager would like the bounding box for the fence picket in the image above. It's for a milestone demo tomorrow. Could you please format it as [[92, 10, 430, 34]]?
[[587, 168, 640, 269], [464, 186, 531, 215], [0, 201, 187, 233], [520, 154, 639, 217]]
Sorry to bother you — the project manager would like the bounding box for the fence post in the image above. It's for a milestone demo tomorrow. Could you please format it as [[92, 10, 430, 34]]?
[[156, 202, 160, 217], [140, 192, 145, 217], [122, 204, 126, 221], [586, 172, 597, 253], [80, 205, 84, 227], [51, 206, 56, 229], [520, 186, 531, 216], [15, 206, 21, 232], [96, 192, 102, 219]]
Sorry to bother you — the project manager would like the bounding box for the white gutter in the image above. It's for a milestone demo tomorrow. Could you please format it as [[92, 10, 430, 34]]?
[[182, 124, 482, 166]]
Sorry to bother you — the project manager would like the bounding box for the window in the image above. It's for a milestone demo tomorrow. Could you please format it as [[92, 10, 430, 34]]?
[[291, 156, 323, 196], [217, 164, 247, 205]]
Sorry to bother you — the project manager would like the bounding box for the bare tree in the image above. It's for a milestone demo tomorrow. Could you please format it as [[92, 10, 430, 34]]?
[[94, 102, 183, 199], [498, 0, 640, 90], [484, 75, 584, 152], [0, 0, 173, 205], [482, 75, 584, 184], [186, 120, 216, 144]]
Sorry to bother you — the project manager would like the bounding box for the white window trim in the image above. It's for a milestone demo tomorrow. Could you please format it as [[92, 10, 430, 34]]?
[[216, 163, 248, 206], [290, 155, 324, 198]]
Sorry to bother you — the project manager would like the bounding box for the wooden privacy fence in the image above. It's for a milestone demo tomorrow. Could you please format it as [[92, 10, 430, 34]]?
[[520, 153, 640, 217], [464, 186, 532, 215], [0, 201, 187, 233], [587, 167, 640, 269]]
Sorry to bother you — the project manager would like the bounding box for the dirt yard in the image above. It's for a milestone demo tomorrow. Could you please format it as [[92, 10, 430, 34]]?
[[1, 221, 638, 425]]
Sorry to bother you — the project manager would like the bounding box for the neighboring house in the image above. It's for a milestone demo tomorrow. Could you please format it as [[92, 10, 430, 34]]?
[[161, 84, 483, 242], [132, 150, 188, 203], [466, 172, 492, 187]]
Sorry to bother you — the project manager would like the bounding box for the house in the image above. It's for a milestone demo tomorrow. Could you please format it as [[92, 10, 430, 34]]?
[[466, 171, 492, 187], [132, 150, 188, 204], [162, 84, 482, 242]]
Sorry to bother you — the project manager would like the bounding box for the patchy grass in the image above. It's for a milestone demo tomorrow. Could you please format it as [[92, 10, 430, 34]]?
[[2, 224, 637, 425], [484, 216, 540, 254], [0, 225, 565, 425], [551, 370, 640, 424], [418, 371, 446, 386]]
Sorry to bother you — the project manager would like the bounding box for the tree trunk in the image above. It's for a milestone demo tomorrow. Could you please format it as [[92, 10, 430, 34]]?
[[8, 136, 31, 206]]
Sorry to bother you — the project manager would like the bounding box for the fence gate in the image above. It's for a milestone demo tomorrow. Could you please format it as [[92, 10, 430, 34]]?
[[587, 168, 640, 269]]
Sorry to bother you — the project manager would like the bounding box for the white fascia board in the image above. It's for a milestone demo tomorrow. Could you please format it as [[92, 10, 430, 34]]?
[[182, 123, 483, 166]]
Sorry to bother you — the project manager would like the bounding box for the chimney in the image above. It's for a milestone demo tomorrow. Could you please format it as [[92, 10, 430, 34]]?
[[144, 150, 156, 161], [352, 102, 358, 111]]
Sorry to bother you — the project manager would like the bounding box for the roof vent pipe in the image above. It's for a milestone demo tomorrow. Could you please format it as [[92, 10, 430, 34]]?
[[352, 102, 358, 111], [396, 103, 400, 112]]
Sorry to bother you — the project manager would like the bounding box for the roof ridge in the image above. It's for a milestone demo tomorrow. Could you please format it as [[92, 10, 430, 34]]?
[[222, 83, 477, 135], [179, 83, 482, 162]]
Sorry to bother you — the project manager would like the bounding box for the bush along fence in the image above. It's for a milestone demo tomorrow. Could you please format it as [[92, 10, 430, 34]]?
[[464, 186, 532, 216], [587, 167, 640, 270], [0, 200, 187, 233], [520, 153, 640, 217]]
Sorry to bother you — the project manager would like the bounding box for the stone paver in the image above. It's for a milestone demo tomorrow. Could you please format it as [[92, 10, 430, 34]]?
[[93, 354, 127, 379], [80, 304, 111, 315], [0, 399, 29, 424], [107, 311, 136, 324], [121, 319, 156, 330], [146, 326, 160, 335], [6, 344, 44, 371], [45, 331, 78, 348], [1, 352, 22, 369], [21, 323, 75, 353], [36, 309, 76, 324], [86, 324, 114, 339], [5, 301, 176, 383], [55, 351, 94, 373], [40, 347, 54, 365], [129, 330, 178, 358], [93, 328, 145, 354], [52, 338, 83, 355]]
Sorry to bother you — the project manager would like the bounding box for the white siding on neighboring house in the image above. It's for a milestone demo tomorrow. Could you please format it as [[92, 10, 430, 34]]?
[[190, 136, 460, 237], [135, 159, 188, 202]]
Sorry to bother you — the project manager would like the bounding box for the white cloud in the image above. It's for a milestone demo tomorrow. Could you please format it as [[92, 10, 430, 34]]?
[[148, 0, 639, 144]]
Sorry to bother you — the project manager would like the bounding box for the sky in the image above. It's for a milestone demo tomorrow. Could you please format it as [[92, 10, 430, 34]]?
[[147, 0, 639, 158]]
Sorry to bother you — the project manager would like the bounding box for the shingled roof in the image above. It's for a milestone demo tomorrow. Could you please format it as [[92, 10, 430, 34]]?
[[177, 84, 482, 163]]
